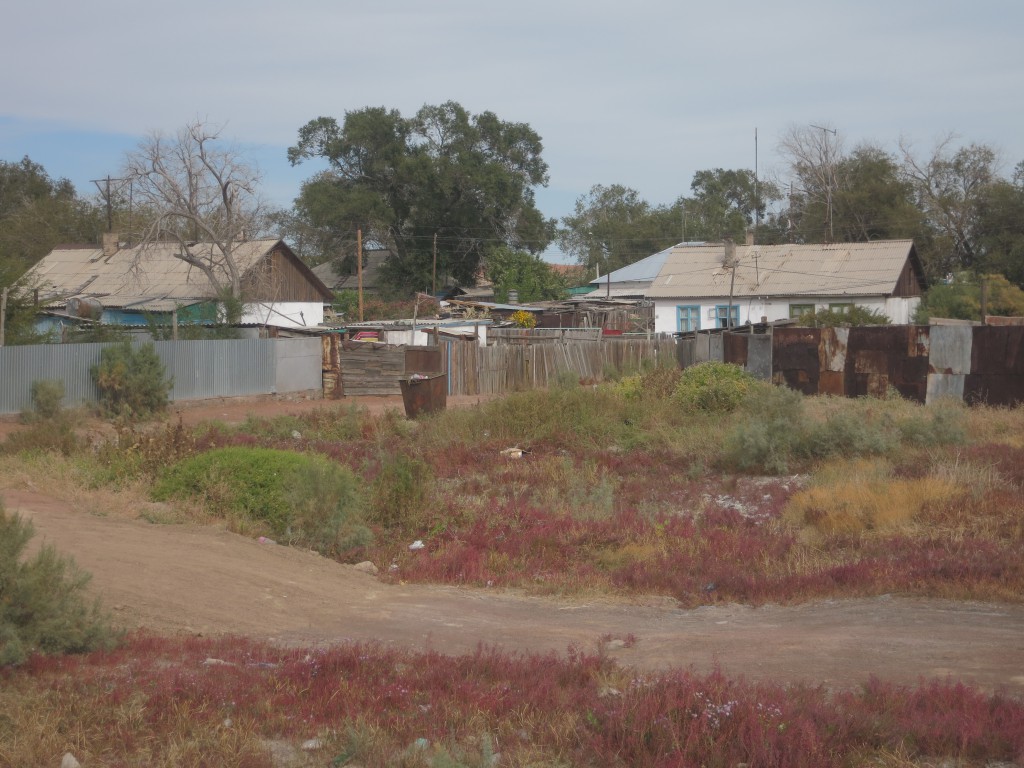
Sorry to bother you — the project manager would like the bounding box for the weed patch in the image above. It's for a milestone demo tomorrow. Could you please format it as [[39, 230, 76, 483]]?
[[3, 634, 1023, 767]]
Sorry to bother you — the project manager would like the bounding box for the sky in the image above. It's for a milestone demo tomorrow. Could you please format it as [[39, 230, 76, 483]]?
[[3, 0, 1023, 263]]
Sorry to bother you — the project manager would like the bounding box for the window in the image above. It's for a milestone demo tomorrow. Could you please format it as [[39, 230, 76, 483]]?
[[713, 305, 739, 329], [828, 302, 853, 315], [789, 303, 815, 319], [677, 305, 700, 332]]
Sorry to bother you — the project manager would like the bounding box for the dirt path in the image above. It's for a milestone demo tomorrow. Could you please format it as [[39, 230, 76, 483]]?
[[5, 486, 1024, 695]]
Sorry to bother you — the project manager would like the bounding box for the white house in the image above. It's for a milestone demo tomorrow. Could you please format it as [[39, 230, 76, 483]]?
[[645, 240, 926, 334], [26, 237, 333, 332]]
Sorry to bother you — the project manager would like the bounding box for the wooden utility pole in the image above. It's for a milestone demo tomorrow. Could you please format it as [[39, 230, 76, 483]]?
[[980, 276, 989, 322], [357, 228, 364, 322], [0, 287, 8, 347], [432, 232, 437, 295]]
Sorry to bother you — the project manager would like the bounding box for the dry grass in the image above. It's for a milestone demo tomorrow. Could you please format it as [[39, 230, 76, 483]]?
[[785, 458, 957, 538]]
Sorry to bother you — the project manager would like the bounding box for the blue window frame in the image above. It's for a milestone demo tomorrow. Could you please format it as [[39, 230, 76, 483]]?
[[677, 305, 700, 332], [714, 305, 740, 329]]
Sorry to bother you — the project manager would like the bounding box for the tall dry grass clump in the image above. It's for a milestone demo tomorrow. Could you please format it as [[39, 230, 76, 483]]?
[[785, 458, 956, 537]]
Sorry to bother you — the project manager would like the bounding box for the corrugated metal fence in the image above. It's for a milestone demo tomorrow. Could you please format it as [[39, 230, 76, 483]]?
[[0, 338, 322, 414], [680, 325, 1024, 406]]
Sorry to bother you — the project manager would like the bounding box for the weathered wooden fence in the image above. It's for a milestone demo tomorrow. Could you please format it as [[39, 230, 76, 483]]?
[[443, 337, 677, 395]]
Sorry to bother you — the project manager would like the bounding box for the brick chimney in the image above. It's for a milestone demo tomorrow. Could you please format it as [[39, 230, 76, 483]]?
[[102, 232, 119, 258]]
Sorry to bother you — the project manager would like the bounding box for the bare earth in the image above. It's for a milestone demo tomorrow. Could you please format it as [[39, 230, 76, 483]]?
[[3, 395, 1024, 695]]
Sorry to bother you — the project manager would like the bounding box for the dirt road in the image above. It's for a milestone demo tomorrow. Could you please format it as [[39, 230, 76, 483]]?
[[6, 485, 1024, 695]]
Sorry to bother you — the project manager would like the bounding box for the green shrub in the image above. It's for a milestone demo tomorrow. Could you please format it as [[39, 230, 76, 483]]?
[[896, 401, 967, 447], [673, 362, 756, 414], [794, 305, 891, 327], [91, 341, 171, 420], [25, 379, 65, 421], [0, 505, 120, 666], [723, 385, 807, 474], [370, 453, 433, 530], [153, 447, 370, 556]]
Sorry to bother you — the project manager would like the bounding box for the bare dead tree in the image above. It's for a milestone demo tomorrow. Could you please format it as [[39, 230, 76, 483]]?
[[123, 120, 266, 299], [778, 124, 844, 242]]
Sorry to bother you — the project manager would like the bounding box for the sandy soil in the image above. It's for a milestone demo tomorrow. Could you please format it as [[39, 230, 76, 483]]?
[[3, 395, 1024, 695]]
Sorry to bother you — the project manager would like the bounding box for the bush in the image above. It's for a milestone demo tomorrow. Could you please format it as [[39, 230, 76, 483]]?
[[370, 452, 433, 530], [153, 447, 371, 556], [91, 341, 171, 420], [24, 379, 65, 421], [0, 505, 120, 666], [794, 305, 891, 327], [673, 362, 757, 414], [723, 385, 807, 473]]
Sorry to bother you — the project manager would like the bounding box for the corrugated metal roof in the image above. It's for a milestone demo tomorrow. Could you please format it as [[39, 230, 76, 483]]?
[[26, 238, 291, 306], [589, 243, 681, 286], [646, 240, 916, 299]]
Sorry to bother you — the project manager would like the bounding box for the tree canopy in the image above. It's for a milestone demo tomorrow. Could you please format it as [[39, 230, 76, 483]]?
[[288, 102, 554, 293], [0, 157, 102, 269]]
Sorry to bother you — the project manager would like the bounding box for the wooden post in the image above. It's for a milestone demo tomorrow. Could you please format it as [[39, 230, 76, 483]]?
[[980, 276, 989, 323], [432, 232, 437, 295], [0, 287, 7, 347], [171, 308, 179, 341], [357, 228, 364, 322]]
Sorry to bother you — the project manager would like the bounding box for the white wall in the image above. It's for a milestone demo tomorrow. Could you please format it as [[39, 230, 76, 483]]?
[[377, 322, 488, 347], [653, 296, 919, 333], [242, 301, 324, 329]]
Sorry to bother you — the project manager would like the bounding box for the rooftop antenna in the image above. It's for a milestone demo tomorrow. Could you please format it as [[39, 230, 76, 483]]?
[[754, 127, 759, 244], [809, 124, 837, 242]]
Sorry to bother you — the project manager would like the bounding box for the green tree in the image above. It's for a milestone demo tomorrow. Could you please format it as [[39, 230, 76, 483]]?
[[0, 157, 103, 269], [778, 130, 925, 246], [899, 138, 999, 279], [686, 168, 781, 241], [974, 168, 1024, 287], [558, 184, 680, 275], [914, 273, 1024, 322], [486, 246, 567, 303], [288, 102, 554, 293]]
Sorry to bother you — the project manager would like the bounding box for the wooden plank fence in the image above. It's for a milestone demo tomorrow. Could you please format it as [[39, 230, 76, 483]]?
[[443, 337, 677, 395]]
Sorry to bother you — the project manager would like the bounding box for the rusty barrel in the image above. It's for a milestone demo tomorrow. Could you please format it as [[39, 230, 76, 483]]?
[[398, 373, 447, 418]]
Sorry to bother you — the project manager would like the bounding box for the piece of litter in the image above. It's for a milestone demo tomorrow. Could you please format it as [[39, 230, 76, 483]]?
[[409, 540, 425, 551]]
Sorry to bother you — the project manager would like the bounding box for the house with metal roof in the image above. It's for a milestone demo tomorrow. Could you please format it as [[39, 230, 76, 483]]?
[[645, 239, 926, 333], [25, 237, 333, 332], [585, 243, 687, 298]]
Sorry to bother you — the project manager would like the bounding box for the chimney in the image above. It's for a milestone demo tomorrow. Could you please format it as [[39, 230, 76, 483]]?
[[102, 232, 119, 258], [723, 237, 736, 268], [745, 230, 755, 246]]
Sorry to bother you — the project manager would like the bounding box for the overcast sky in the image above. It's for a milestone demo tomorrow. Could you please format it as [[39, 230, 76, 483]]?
[[3, 0, 1022, 262]]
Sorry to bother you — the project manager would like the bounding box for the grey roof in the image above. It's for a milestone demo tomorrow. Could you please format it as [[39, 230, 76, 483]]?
[[646, 240, 919, 299], [26, 238, 331, 308], [589, 242, 705, 286]]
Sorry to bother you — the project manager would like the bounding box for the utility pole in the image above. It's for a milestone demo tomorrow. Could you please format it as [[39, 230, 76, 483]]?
[[90, 175, 129, 232], [0, 287, 7, 347], [356, 228, 364, 322], [753, 127, 759, 244], [432, 232, 437, 295], [810, 124, 837, 242]]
